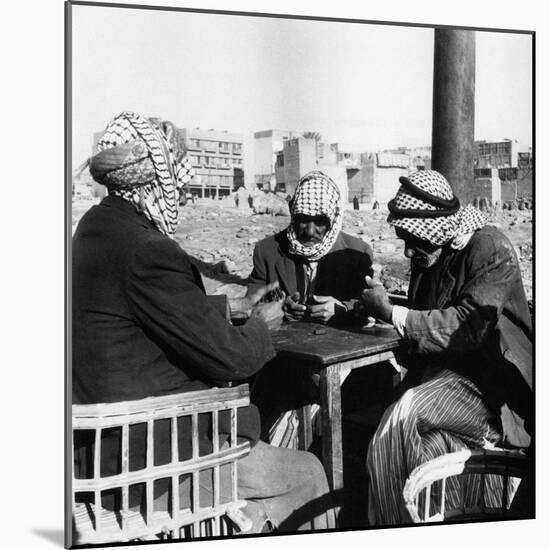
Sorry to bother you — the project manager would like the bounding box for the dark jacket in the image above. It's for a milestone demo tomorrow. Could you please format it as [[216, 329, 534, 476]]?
[[247, 230, 373, 318], [72, 195, 275, 476], [403, 225, 532, 447]]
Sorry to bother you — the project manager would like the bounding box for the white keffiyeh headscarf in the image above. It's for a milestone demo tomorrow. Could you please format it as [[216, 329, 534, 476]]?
[[88, 112, 194, 237], [387, 170, 487, 250], [286, 171, 343, 261]]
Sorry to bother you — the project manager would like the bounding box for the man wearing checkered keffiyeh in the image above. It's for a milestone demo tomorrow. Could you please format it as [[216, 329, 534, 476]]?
[[361, 170, 533, 525], [286, 170, 343, 261], [247, 170, 374, 450], [73, 114, 337, 534], [88, 111, 195, 237]]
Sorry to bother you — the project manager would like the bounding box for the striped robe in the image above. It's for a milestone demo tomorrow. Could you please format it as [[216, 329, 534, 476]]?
[[367, 368, 515, 524]]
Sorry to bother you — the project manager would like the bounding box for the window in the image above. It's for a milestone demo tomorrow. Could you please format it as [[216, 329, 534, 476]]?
[[316, 142, 324, 158]]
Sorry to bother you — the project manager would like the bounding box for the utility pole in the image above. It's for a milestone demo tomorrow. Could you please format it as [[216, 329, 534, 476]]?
[[432, 29, 476, 204]]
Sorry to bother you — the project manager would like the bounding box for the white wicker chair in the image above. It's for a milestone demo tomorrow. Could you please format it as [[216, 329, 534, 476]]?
[[403, 448, 529, 523], [71, 385, 253, 545]]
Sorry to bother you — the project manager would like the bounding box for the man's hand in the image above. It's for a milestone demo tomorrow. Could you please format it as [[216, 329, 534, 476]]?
[[360, 276, 393, 324], [309, 295, 345, 324], [282, 292, 308, 322], [231, 282, 281, 319], [250, 300, 284, 331], [246, 282, 281, 306]]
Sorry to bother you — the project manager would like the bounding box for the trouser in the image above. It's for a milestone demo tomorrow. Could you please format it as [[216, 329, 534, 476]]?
[[366, 368, 506, 525], [238, 440, 336, 531], [152, 440, 336, 533]]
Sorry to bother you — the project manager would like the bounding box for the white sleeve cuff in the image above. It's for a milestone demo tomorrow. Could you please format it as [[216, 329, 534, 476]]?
[[391, 304, 409, 338]]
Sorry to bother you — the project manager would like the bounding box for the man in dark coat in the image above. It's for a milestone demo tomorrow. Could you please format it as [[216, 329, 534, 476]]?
[[246, 171, 374, 447], [360, 170, 532, 525], [247, 171, 373, 325], [72, 112, 335, 533]]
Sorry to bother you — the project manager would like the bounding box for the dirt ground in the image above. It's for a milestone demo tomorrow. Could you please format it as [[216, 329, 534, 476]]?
[[72, 196, 533, 305]]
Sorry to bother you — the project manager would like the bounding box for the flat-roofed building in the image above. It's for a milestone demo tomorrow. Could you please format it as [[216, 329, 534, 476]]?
[[274, 137, 348, 201], [474, 139, 531, 169], [254, 129, 301, 190], [178, 128, 244, 199]]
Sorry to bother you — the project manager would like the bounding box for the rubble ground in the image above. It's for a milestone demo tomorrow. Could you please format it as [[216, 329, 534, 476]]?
[[72, 197, 533, 304]]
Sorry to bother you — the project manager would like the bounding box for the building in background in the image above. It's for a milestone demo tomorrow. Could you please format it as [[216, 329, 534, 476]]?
[[357, 152, 411, 205], [254, 129, 301, 190], [81, 127, 532, 205], [496, 151, 533, 203], [474, 139, 531, 169], [272, 134, 427, 206], [274, 136, 350, 201], [472, 168, 502, 205], [178, 128, 244, 199], [474, 139, 532, 202], [386, 146, 432, 172]]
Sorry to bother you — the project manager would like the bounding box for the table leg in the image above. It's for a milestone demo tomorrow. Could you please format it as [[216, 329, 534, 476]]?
[[297, 404, 313, 450], [319, 364, 344, 494]]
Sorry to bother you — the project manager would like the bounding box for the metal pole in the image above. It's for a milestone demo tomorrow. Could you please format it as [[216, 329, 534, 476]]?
[[432, 29, 476, 204]]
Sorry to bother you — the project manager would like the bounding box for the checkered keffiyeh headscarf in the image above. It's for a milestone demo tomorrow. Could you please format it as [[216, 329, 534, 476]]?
[[286, 171, 343, 261], [387, 170, 487, 249], [89, 112, 194, 236]]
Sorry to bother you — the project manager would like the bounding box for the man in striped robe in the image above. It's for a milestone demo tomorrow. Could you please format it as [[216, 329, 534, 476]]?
[[360, 170, 532, 525]]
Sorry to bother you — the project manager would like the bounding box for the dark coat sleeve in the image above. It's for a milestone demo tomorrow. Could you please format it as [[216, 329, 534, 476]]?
[[405, 230, 521, 355], [246, 239, 270, 297], [125, 236, 275, 383], [337, 234, 374, 312]]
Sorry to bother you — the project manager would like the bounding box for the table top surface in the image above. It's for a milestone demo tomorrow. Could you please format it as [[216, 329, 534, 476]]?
[[271, 321, 402, 366]]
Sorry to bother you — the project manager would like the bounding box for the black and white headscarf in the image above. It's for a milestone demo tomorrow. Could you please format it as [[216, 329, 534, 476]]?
[[286, 171, 343, 261], [387, 170, 487, 250], [89, 112, 194, 237]]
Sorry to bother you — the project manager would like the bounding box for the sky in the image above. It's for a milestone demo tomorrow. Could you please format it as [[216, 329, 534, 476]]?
[[70, 4, 533, 177]]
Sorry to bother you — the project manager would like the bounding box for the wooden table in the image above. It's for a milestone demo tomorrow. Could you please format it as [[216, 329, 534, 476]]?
[[271, 321, 402, 495]]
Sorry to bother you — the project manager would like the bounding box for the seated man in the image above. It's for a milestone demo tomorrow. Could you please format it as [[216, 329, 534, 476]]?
[[360, 170, 532, 525], [246, 171, 374, 447], [247, 170, 373, 324], [72, 112, 335, 533]]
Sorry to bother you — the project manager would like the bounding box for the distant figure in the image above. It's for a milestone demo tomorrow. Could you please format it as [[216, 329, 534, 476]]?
[[248, 194, 253, 208], [234, 192, 239, 208], [372, 198, 379, 210], [353, 195, 360, 210]]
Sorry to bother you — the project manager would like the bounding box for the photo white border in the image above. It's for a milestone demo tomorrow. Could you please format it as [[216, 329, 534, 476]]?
[[4, 0, 545, 549]]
